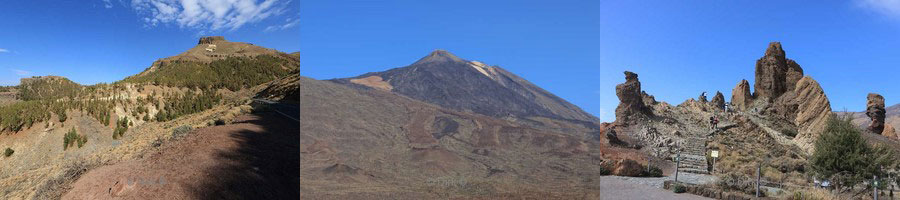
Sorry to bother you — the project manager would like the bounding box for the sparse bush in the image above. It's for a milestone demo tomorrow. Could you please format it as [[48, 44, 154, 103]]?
[[782, 128, 797, 138], [63, 128, 80, 150], [4, 147, 13, 157], [214, 119, 226, 126], [641, 165, 663, 177], [172, 125, 193, 139], [77, 135, 87, 148], [672, 184, 686, 193]]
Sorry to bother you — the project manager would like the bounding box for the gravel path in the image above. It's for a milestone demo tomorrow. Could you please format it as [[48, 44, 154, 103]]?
[[597, 175, 713, 200]]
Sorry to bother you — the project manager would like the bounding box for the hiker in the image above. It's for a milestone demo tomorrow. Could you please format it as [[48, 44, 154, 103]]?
[[713, 116, 719, 129]]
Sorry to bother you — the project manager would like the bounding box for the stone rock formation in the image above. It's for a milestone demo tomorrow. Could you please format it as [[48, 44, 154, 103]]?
[[785, 59, 804, 91], [792, 76, 832, 153], [613, 159, 644, 177], [732, 79, 753, 111], [642, 91, 658, 105], [883, 124, 897, 139], [198, 36, 226, 44], [615, 71, 652, 124], [711, 91, 725, 111], [866, 93, 886, 134], [754, 42, 804, 101], [754, 42, 788, 100]]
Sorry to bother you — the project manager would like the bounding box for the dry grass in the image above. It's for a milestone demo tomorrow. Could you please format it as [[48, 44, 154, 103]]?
[[783, 188, 840, 200]]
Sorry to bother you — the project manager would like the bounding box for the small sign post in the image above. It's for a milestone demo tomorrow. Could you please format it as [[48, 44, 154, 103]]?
[[710, 150, 719, 173]]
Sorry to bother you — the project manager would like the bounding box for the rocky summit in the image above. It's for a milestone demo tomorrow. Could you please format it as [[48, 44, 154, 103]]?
[[333, 50, 599, 123]]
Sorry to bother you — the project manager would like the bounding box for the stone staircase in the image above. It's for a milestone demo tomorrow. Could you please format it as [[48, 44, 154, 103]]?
[[677, 136, 709, 174], [676, 122, 736, 175]]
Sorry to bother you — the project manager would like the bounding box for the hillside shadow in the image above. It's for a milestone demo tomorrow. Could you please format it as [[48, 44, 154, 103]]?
[[188, 106, 299, 199]]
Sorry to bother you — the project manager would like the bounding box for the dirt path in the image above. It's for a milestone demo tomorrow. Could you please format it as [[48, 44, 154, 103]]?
[[62, 110, 299, 199]]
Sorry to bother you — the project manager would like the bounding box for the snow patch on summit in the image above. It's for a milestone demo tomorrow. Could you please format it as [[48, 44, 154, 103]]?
[[469, 61, 497, 79]]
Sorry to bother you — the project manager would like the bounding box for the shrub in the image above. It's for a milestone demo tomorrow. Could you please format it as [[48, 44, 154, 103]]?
[[782, 128, 797, 138], [172, 125, 193, 139], [641, 165, 663, 177], [63, 128, 78, 150], [3, 147, 13, 157], [77, 135, 87, 148], [672, 184, 686, 193]]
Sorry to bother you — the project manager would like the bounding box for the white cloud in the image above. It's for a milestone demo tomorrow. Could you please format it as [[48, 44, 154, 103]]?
[[103, 0, 114, 8], [130, 0, 289, 32], [264, 17, 298, 32], [11, 69, 31, 76], [0, 49, 8, 53], [857, 0, 900, 19]]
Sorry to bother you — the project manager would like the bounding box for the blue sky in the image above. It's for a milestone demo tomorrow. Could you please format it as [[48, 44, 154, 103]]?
[[0, 0, 299, 86], [601, 1, 900, 121], [301, 0, 603, 119]]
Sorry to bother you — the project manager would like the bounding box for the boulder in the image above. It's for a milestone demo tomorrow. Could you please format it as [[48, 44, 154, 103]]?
[[731, 79, 753, 111], [613, 159, 643, 177], [883, 124, 896, 139], [711, 91, 725, 111], [792, 76, 832, 153], [866, 93, 886, 134], [615, 71, 652, 124], [754, 42, 789, 101]]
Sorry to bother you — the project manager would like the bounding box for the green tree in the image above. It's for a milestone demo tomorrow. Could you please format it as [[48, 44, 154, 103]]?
[[810, 114, 897, 191]]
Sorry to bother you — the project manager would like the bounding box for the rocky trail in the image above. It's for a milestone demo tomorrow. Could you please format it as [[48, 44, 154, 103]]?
[[739, 111, 796, 147]]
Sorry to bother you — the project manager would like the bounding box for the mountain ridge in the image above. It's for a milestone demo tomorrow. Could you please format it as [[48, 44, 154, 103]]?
[[332, 50, 600, 123]]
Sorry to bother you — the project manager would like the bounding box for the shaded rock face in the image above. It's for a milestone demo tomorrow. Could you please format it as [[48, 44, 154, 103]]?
[[198, 36, 226, 44], [785, 59, 804, 91], [754, 42, 804, 101], [867, 93, 886, 134], [731, 79, 753, 111], [711, 91, 725, 111], [615, 71, 651, 124], [792, 76, 832, 153]]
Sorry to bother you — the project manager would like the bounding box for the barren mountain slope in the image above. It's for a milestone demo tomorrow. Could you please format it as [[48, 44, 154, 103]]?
[[300, 76, 639, 199], [332, 50, 599, 124]]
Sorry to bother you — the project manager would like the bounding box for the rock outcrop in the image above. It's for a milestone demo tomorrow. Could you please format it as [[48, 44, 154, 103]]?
[[612, 159, 644, 177], [711, 91, 725, 111], [642, 91, 658, 105], [866, 93, 886, 134], [785, 59, 804, 91], [883, 124, 897, 139], [732, 79, 753, 111], [754, 42, 805, 102], [792, 76, 832, 153], [754, 42, 789, 101], [198, 36, 226, 44], [615, 71, 652, 124]]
